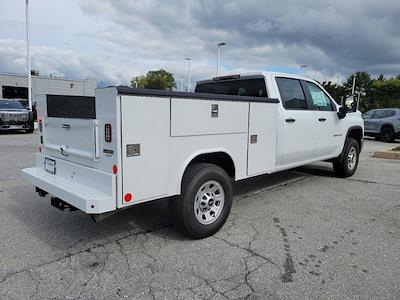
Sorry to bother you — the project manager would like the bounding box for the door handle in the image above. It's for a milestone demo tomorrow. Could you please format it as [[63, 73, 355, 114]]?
[[318, 118, 327, 122], [62, 124, 70, 129], [285, 118, 296, 123]]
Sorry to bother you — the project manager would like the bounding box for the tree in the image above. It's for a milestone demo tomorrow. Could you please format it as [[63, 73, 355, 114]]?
[[321, 81, 347, 103], [131, 69, 176, 91], [344, 71, 373, 94], [377, 74, 385, 81]]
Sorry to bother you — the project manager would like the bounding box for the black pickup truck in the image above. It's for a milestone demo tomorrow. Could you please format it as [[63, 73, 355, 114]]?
[[0, 99, 34, 133]]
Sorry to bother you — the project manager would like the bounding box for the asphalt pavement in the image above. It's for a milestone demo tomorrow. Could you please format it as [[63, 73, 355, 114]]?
[[0, 131, 399, 299]]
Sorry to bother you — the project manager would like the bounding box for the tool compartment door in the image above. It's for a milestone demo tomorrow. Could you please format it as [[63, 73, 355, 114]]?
[[247, 102, 278, 176], [120, 96, 169, 205]]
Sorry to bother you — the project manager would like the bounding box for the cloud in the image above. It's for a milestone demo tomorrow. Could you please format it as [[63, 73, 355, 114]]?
[[1, 0, 399, 86]]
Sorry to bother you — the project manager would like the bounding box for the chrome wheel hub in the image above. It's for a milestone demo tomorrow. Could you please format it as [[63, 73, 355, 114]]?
[[347, 146, 357, 170], [194, 180, 225, 225]]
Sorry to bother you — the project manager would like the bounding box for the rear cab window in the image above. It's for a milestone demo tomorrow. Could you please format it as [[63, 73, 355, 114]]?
[[195, 78, 268, 98]]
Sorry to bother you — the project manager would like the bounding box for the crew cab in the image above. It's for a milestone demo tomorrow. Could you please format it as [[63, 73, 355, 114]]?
[[0, 98, 35, 133], [22, 72, 363, 238]]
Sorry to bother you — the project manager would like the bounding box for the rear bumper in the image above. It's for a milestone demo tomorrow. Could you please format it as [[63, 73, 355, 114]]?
[[22, 153, 117, 214]]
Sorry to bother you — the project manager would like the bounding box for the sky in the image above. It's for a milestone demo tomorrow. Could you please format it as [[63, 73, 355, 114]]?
[[0, 0, 400, 88]]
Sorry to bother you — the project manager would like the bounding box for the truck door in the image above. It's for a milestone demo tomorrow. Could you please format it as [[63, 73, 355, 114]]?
[[275, 77, 317, 165], [303, 81, 343, 158]]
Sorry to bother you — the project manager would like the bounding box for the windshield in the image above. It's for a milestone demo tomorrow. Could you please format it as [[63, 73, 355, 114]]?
[[0, 100, 25, 109]]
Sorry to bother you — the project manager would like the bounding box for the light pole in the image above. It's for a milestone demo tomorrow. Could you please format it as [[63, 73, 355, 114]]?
[[26, 0, 32, 110], [185, 58, 192, 91], [217, 42, 226, 76]]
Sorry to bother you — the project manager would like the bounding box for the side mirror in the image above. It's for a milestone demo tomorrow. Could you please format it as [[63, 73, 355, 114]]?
[[337, 106, 347, 119]]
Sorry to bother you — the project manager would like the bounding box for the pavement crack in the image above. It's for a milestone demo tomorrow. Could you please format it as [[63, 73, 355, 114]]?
[[0, 223, 171, 285], [347, 178, 400, 187], [212, 235, 282, 274]]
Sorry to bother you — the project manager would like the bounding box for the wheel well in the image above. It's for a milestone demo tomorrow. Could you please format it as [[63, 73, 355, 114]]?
[[187, 152, 235, 179], [347, 127, 363, 148], [381, 124, 394, 131]]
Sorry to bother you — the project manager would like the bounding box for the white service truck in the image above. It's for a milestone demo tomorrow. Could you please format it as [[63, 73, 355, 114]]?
[[22, 72, 363, 238]]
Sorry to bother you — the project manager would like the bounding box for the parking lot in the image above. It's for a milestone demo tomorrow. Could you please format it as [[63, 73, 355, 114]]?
[[0, 132, 399, 299]]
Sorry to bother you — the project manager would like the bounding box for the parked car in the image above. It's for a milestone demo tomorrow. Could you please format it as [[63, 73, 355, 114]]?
[[0, 98, 35, 133], [22, 73, 363, 238], [363, 108, 400, 142]]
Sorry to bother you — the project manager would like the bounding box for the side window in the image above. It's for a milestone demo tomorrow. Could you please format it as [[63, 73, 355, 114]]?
[[276, 78, 307, 110], [362, 110, 374, 119], [372, 110, 386, 119], [386, 110, 396, 117], [195, 79, 268, 98], [305, 82, 334, 111]]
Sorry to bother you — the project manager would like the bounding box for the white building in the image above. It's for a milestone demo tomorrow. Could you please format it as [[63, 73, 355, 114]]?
[[0, 72, 96, 100]]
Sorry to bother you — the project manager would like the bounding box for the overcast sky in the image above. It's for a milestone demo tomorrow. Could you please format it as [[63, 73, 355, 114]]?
[[1, 0, 399, 88]]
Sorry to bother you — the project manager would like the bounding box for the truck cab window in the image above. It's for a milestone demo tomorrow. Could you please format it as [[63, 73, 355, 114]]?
[[305, 82, 334, 111], [276, 78, 307, 110], [195, 79, 268, 97]]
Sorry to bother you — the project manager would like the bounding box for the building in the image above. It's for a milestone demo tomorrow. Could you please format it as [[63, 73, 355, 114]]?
[[0, 71, 96, 100]]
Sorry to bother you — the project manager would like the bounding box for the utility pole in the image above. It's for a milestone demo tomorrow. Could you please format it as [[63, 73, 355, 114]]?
[[352, 74, 357, 95], [26, 0, 32, 110], [217, 42, 226, 76], [185, 58, 192, 91]]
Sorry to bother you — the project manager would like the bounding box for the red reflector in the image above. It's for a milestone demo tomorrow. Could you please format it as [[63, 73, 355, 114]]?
[[124, 193, 132, 202], [112, 164, 118, 174], [105, 124, 112, 143]]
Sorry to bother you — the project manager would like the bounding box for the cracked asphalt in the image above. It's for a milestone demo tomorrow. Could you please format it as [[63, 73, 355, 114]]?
[[0, 132, 399, 299]]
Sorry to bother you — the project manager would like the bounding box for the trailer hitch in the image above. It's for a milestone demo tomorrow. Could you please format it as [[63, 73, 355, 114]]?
[[51, 197, 78, 211]]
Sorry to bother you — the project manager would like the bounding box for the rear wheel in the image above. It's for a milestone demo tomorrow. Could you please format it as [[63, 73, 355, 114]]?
[[170, 163, 233, 239], [381, 126, 395, 143], [333, 137, 360, 178]]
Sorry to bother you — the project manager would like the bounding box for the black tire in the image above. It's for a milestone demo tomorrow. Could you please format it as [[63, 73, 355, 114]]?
[[170, 163, 233, 239], [381, 126, 395, 143], [333, 137, 360, 178], [25, 122, 34, 134]]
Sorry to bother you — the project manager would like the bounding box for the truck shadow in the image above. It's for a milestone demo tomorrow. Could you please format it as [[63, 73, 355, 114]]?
[[8, 166, 324, 251]]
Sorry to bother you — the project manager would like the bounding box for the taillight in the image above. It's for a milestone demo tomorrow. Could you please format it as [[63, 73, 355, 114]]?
[[105, 124, 112, 142]]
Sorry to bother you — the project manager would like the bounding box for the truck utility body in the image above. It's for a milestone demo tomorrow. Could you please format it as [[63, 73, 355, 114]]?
[[22, 72, 364, 238]]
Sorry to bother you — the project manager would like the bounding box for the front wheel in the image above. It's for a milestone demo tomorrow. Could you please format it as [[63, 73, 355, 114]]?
[[170, 163, 233, 239], [333, 137, 360, 178]]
